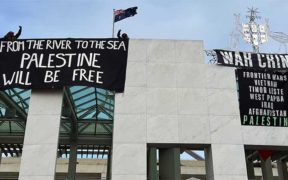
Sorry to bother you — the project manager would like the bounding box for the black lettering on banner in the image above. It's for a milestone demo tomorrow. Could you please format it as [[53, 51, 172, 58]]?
[[0, 39, 129, 92], [236, 69, 288, 127]]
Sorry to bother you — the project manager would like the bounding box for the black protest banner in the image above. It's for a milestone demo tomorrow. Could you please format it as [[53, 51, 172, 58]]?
[[236, 69, 288, 127], [0, 39, 128, 92], [215, 49, 288, 69]]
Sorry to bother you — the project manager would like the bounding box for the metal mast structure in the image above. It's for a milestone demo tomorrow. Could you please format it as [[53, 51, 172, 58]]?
[[242, 7, 269, 53]]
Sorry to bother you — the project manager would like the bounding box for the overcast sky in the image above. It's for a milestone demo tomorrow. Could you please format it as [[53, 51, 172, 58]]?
[[1, 0, 288, 53]]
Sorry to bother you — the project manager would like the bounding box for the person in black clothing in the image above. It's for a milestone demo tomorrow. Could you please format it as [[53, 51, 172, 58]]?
[[117, 29, 129, 39], [1, 26, 22, 41]]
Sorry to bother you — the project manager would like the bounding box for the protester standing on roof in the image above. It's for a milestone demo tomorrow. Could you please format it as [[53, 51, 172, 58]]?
[[117, 29, 129, 39], [1, 26, 22, 41]]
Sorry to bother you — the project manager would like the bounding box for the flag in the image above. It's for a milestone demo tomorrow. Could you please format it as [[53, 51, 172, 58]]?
[[114, 7, 138, 22], [258, 150, 273, 161]]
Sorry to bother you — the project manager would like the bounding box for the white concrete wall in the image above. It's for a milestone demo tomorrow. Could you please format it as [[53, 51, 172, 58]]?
[[112, 39, 288, 180], [19, 90, 63, 180], [14, 39, 288, 179]]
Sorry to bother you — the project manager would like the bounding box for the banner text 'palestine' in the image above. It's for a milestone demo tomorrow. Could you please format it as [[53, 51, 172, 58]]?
[[0, 39, 129, 92]]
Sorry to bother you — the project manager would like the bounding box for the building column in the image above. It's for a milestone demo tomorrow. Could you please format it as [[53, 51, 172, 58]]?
[[111, 143, 146, 180], [277, 159, 288, 180], [106, 149, 112, 179], [260, 157, 273, 180], [209, 144, 248, 180], [204, 147, 214, 179], [246, 159, 255, 179], [67, 143, 77, 180], [148, 147, 158, 180], [0, 148, 2, 164], [19, 90, 63, 180], [159, 148, 180, 180]]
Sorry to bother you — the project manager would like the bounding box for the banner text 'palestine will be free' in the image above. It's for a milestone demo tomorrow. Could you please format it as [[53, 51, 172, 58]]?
[[0, 39, 129, 92]]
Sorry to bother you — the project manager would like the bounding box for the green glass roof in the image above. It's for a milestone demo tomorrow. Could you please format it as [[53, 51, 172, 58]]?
[[61, 86, 114, 136], [0, 86, 115, 157], [70, 86, 114, 120], [4, 88, 31, 114], [0, 88, 30, 134]]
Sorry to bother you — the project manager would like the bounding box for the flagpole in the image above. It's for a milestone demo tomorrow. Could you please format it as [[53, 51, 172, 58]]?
[[112, 9, 115, 38]]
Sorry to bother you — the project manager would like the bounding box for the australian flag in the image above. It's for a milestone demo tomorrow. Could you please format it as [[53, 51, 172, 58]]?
[[114, 7, 138, 22]]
